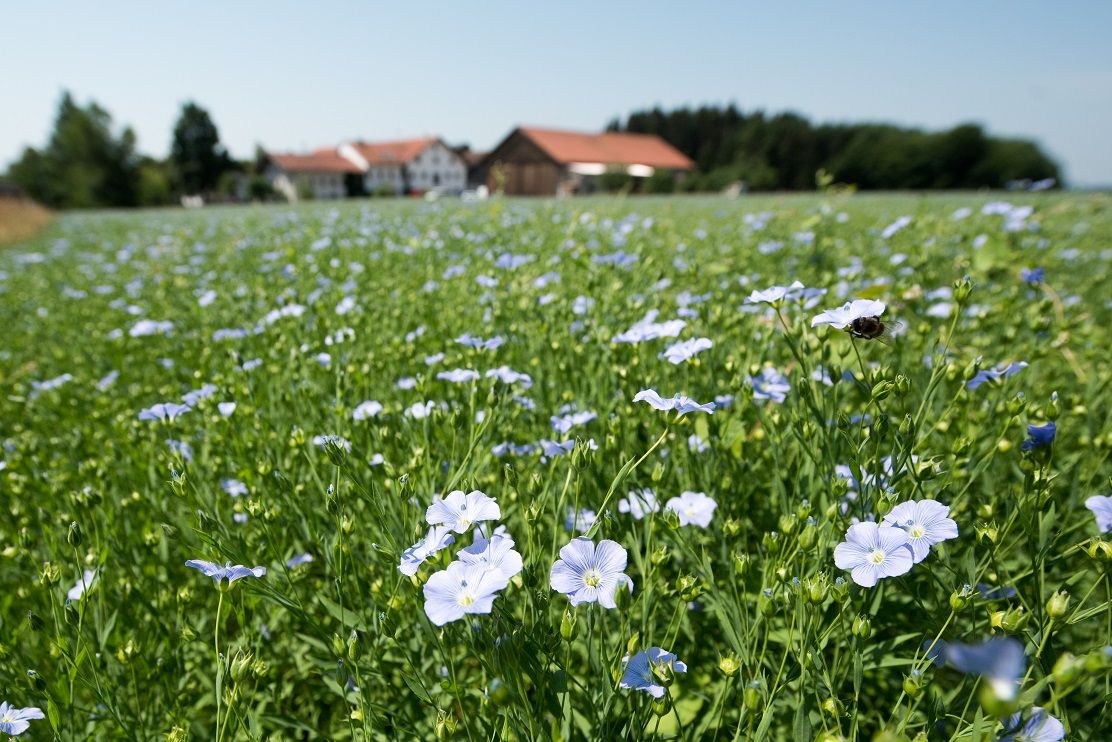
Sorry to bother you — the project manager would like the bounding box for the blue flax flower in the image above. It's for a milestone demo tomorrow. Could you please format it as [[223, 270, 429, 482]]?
[[185, 560, 266, 584], [633, 389, 715, 415], [423, 561, 509, 626], [1021, 422, 1056, 451], [550, 538, 633, 608], [999, 707, 1064, 742], [425, 490, 501, 533], [932, 637, 1026, 701], [881, 500, 959, 563], [1084, 495, 1112, 532], [620, 648, 688, 698], [0, 702, 45, 736], [833, 522, 914, 587]]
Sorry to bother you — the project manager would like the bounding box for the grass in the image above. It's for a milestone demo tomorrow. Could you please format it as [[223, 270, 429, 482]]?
[[0, 192, 1110, 741]]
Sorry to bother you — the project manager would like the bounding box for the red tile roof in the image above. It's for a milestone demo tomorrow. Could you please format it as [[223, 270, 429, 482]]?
[[269, 149, 361, 174], [348, 137, 437, 166], [518, 127, 694, 170]]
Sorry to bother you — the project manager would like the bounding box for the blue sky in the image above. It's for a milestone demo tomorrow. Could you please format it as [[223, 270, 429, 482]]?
[[2, 2, 1110, 185]]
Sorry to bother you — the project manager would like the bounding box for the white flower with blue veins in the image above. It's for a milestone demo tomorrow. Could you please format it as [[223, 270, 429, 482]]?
[[1084, 496, 1112, 533], [423, 561, 509, 626], [550, 538, 633, 608], [425, 490, 501, 533], [665, 491, 717, 527], [0, 702, 44, 736], [398, 525, 456, 577], [881, 500, 959, 562], [811, 299, 886, 330]]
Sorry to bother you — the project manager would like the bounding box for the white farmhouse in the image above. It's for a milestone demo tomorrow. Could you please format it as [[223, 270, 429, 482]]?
[[340, 138, 467, 195], [263, 149, 361, 201]]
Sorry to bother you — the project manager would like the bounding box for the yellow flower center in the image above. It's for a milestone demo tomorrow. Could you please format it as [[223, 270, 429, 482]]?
[[583, 569, 603, 588], [458, 593, 475, 607], [868, 549, 886, 565], [909, 525, 925, 539]]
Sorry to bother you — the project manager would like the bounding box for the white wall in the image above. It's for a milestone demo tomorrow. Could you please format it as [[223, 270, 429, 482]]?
[[405, 141, 467, 194], [266, 165, 346, 202]]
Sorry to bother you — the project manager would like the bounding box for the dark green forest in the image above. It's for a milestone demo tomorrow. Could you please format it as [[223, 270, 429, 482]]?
[[606, 104, 1061, 192]]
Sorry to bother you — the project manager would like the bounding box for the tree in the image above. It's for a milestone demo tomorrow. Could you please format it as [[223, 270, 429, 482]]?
[[6, 92, 138, 208], [607, 104, 1063, 191], [170, 102, 231, 196]]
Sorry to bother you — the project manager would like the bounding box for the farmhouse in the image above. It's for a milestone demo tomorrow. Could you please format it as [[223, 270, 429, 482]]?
[[340, 137, 467, 196], [476, 127, 694, 196], [263, 137, 467, 201], [263, 149, 362, 201]]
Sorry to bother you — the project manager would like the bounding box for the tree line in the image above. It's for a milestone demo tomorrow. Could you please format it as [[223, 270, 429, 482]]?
[[606, 104, 1062, 192], [5, 92, 266, 209]]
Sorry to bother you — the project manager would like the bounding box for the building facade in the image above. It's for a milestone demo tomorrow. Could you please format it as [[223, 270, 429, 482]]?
[[265, 137, 467, 201], [263, 149, 362, 201], [476, 127, 695, 196]]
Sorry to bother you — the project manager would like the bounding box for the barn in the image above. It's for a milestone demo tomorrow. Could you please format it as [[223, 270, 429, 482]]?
[[476, 127, 694, 196]]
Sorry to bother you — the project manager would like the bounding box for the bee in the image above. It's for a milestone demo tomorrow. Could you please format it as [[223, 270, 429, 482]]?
[[847, 316, 903, 342]]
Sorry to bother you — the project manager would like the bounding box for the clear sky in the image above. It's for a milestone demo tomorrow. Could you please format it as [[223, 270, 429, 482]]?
[[2, 2, 1110, 185]]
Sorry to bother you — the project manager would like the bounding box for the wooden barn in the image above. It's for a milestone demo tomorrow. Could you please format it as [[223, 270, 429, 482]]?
[[476, 127, 694, 196]]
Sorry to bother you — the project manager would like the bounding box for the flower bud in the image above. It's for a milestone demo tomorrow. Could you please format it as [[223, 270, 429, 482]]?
[[25, 610, 45, 632], [614, 581, 633, 611], [560, 609, 578, 642], [806, 574, 827, 604], [949, 591, 969, 612], [778, 513, 798, 535], [733, 552, 751, 576], [743, 681, 763, 711], [718, 653, 741, 677], [435, 710, 458, 740], [894, 375, 910, 396], [975, 523, 998, 544], [346, 631, 361, 663], [798, 523, 817, 551], [722, 518, 742, 537], [1084, 538, 1112, 560], [651, 462, 665, 483], [761, 531, 780, 551], [1046, 591, 1070, 620], [626, 631, 641, 657], [166, 726, 188, 742], [1007, 393, 1027, 416], [26, 669, 46, 693], [331, 633, 346, 657], [1046, 392, 1060, 421], [231, 650, 254, 684], [67, 522, 84, 548], [852, 615, 871, 639], [651, 545, 670, 566], [831, 477, 849, 498], [830, 577, 849, 602], [758, 589, 776, 616], [39, 562, 61, 586], [962, 358, 981, 383], [651, 658, 676, 688], [989, 606, 1028, 633], [821, 696, 842, 718], [902, 669, 923, 698], [871, 380, 894, 401], [952, 278, 973, 302], [1051, 652, 1083, 686], [651, 693, 673, 717]]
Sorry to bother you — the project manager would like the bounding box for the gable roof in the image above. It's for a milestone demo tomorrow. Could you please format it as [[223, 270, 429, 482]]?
[[347, 137, 439, 166], [516, 127, 694, 170], [268, 148, 361, 174]]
